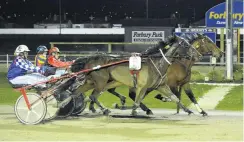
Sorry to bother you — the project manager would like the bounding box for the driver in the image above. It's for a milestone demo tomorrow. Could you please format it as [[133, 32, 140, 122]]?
[[35, 45, 48, 67], [7, 45, 48, 88], [47, 47, 74, 76]]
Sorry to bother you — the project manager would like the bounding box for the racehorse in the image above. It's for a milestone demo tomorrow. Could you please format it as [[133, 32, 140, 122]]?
[[89, 33, 223, 116], [71, 37, 200, 115]]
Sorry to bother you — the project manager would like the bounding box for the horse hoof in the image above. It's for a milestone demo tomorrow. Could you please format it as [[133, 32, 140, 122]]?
[[146, 110, 153, 115], [173, 112, 180, 115], [131, 110, 137, 116], [188, 111, 194, 115], [103, 109, 111, 115], [201, 111, 208, 117]]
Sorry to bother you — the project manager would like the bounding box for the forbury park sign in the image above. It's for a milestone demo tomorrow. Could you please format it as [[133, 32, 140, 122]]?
[[132, 31, 165, 43], [205, 1, 244, 28]]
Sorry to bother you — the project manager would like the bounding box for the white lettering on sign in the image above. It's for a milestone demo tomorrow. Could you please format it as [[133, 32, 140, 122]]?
[[216, 21, 226, 25], [215, 21, 243, 25], [183, 28, 215, 32], [234, 21, 243, 25], [132, 31, 165, 43]]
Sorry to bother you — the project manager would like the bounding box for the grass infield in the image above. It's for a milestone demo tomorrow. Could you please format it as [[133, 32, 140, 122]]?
[[215, 85, 244, 111], [0, 72, 242, 110]]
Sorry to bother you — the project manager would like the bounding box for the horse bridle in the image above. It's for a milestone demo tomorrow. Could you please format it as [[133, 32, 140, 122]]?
[[179, 36, 203, 60]]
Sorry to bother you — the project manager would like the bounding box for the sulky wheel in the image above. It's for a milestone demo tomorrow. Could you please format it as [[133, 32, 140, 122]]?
[[72, 93, 87, 116], [56, 90, 75, 118], [14, 93, 47, 125], [57, 96, 75, 118], [44, 95, 60, 120]]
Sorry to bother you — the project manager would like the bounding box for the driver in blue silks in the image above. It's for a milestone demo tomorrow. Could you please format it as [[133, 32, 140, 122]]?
[[7, 45, 49, 88]]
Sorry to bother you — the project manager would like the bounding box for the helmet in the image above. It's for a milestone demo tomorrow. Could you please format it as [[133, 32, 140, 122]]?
[[14, 45, 30, 56], [36, 45, 48, 54], [49, 47, 60, 55]]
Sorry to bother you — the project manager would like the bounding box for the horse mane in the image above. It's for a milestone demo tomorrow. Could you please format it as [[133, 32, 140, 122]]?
[[71, 54, 104, 72], [141, 36, 177, 55], [74, 54, 109, 63], [180, 33, 203, 44]]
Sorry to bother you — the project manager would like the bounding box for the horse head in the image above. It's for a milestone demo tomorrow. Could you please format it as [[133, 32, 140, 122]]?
[[189, 33, 223, 59], [71, 57, 89, 72], [169, 35, 202, 62]]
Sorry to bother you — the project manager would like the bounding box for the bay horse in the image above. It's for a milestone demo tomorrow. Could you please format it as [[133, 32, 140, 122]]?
[[93, 33, 223, 116], [71, 36, 200, 115]]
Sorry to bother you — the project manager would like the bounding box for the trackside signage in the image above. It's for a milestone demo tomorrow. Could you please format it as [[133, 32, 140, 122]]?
[[174, 32, 216, 43], [175, 28, 217, 43], [132, 31, 165, 43], [205, 1, 244, 28]]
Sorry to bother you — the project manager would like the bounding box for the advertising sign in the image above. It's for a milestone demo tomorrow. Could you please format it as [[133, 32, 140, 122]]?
[[205, 1, 244, 28], [132, 31, 165, 43], [174, 32, 216, 43], [180, 28, 216, 33]]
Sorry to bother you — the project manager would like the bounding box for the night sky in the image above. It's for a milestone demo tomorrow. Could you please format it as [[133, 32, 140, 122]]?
[[0, 0, 226, 25]]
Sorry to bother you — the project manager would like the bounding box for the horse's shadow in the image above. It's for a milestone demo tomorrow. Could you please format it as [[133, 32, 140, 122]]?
[[40, 112, 208, 126], [56, 112, 170, 120], [109, 114, 154, 119], [49, 112, 158, 121]]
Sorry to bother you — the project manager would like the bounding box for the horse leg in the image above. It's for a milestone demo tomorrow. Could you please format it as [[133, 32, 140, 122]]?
[[170, 86, 182, 114], [73, 79, 94, 101], [89, 81, 123, 113], [88, 90, 97, 113], [107, 88, 127, 106], [89, 101, 96, 113], [132, 87, 147, 116], [182, 83, 208, 116], [157, 85, 193, 115], [89, 89, 111, 115], [89, 71, 112, 115], [129, 88, 153, 115], [176, 86, 182, 114], [153, 87, 172, 102]]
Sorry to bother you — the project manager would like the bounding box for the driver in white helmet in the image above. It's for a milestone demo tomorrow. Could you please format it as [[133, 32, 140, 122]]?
[[7, 45, 48, 88]]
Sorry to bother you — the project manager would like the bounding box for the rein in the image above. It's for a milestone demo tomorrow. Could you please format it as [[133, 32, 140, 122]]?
[[17, 60, 129, 90], [149, 45, 181, 89], [178, 37, 203, 60], [148, 37, 202, 89]]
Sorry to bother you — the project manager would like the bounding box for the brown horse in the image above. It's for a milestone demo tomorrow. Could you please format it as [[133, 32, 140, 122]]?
[[94, 33, 223, 116], [71, 37, 200, 115]]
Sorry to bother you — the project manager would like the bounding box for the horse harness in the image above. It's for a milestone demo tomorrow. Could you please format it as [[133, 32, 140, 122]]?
[[128, 50, 170, 89], [148, 38, 202, 90]]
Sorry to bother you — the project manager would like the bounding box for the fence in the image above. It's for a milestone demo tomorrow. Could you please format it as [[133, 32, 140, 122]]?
[[0, 42, 243, 73], [1, 53, 243, 67], [49, 41, 244, 65], [0, 53, 243, 82]]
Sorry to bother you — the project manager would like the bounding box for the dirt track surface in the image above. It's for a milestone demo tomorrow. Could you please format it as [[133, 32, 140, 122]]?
[[0, 105, 243, 141]]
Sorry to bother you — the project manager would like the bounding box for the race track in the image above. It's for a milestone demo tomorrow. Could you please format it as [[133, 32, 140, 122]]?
[[0, 105, 243, 141]]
